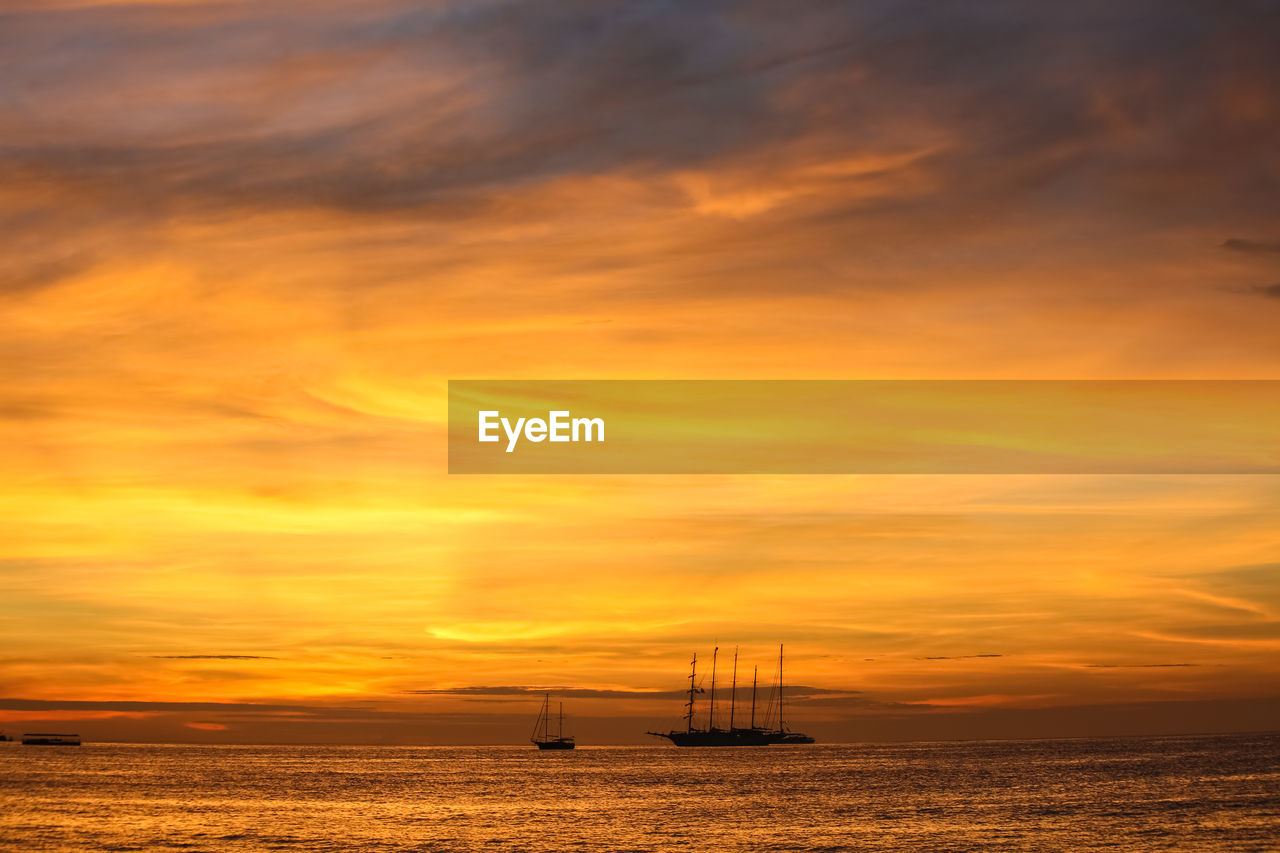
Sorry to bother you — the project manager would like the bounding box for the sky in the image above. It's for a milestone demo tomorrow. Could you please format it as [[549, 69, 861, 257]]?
[[1, 0, 1278, 744]]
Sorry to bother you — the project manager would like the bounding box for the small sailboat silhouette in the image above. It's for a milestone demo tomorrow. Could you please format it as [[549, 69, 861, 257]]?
[[530, 693, 575, 750]]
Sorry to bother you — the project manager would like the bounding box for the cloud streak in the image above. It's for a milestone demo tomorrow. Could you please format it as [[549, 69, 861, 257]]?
[[1223, 238, 1280, 254], [405, 685, 848, 700], [0, 698, 326, 713], [1084, 663, 1199, 669], [918, 654, 1004, 661], [150, 655, 279, 660]]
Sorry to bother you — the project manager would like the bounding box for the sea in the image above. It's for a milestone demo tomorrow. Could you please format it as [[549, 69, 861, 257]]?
[[1, 733, 1277, 851]]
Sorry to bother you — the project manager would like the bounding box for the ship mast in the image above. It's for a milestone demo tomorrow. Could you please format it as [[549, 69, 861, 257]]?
[[778, 644, 785, 733], [750, 665, 757, 729], [558, 701, 564, 740], [685, 652, 697, 733], [532, 692, 550, 742], [709, 646, 718, 731], [729, 647, 738, 730]]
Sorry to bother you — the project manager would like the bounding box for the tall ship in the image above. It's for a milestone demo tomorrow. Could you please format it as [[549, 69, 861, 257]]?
[[530, 693, 575, 750], [647, 644, 814, 746]]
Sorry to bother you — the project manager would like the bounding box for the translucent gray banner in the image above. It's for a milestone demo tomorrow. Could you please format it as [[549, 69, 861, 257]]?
[[447, 380, 1280, 474]]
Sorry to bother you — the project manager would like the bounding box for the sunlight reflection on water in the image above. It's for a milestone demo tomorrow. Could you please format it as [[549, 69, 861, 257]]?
[[1, 734, 1277, 851]]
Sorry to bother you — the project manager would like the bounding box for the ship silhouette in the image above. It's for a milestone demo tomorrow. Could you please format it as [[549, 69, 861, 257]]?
[[530, 693, 575, 750], [648, 644, 815, 746]]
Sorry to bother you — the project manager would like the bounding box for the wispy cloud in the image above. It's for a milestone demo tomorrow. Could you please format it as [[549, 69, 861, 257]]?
[[2, 1, 1276, 231], [1222, 238, 1280, 254], [1084, 663, 1198, 669], [406, 685, 846, 700], [150, 655, 278, 660], [0, 698, 322, 713], [918, 654, 1003, 661]]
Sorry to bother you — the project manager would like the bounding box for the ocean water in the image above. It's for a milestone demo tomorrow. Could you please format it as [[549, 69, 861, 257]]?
[[1, 733, 1277, 851]]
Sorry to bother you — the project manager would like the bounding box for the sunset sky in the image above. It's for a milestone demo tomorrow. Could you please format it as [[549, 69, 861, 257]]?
[[1, 0, 1278, 744]]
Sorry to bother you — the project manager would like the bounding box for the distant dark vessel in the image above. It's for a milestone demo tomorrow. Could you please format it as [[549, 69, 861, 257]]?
[[776, 731, 816, 744], [22, 733, 81, 746], [531, 693, 575, 750], [647, 644, 814, 746]]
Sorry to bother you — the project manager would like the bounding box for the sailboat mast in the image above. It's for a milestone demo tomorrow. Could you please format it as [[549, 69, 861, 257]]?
[[778, 644, 785, 732], [558, 702, 564, 740], [533, 692, 550, 742], [709, 646, 718, 731], [750, 665, 757, 728], [729, 647, 738, 730], [685, 652, 697, 733]]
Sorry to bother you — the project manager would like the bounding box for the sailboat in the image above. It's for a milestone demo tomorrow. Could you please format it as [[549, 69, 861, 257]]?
[[646, 644, 815, 746], [530, 693, 575, 750], [771, 644, 815, 744]]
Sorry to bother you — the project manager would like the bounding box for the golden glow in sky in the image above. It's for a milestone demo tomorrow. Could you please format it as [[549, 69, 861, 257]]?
[[1, 0, 1277, 743]]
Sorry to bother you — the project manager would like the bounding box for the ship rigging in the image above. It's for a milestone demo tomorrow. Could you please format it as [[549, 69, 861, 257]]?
[[647, 644, 814, 746]]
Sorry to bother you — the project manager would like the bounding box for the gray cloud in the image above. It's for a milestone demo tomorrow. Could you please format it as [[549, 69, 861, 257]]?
[[0, 698, 320, 713], [150, 655, 279, 660], [1250, 284, 1280, 299], [0, 252, 97, 293], [1085, 663, 1199, 668], [1223, 238, 1280, 254], [406, 684, 845, 700], [1, 0, 1275, 228], [1169, 621, 1280, 640], [918, 654, 1003, 661]]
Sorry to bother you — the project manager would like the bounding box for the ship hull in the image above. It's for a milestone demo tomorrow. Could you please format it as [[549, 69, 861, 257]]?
[[22, 734, 81, 746], [648, 727, 817, 746], [534, 739, 575, 750], [651, 728, 774, 747], [777, 733, 815, 744]]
